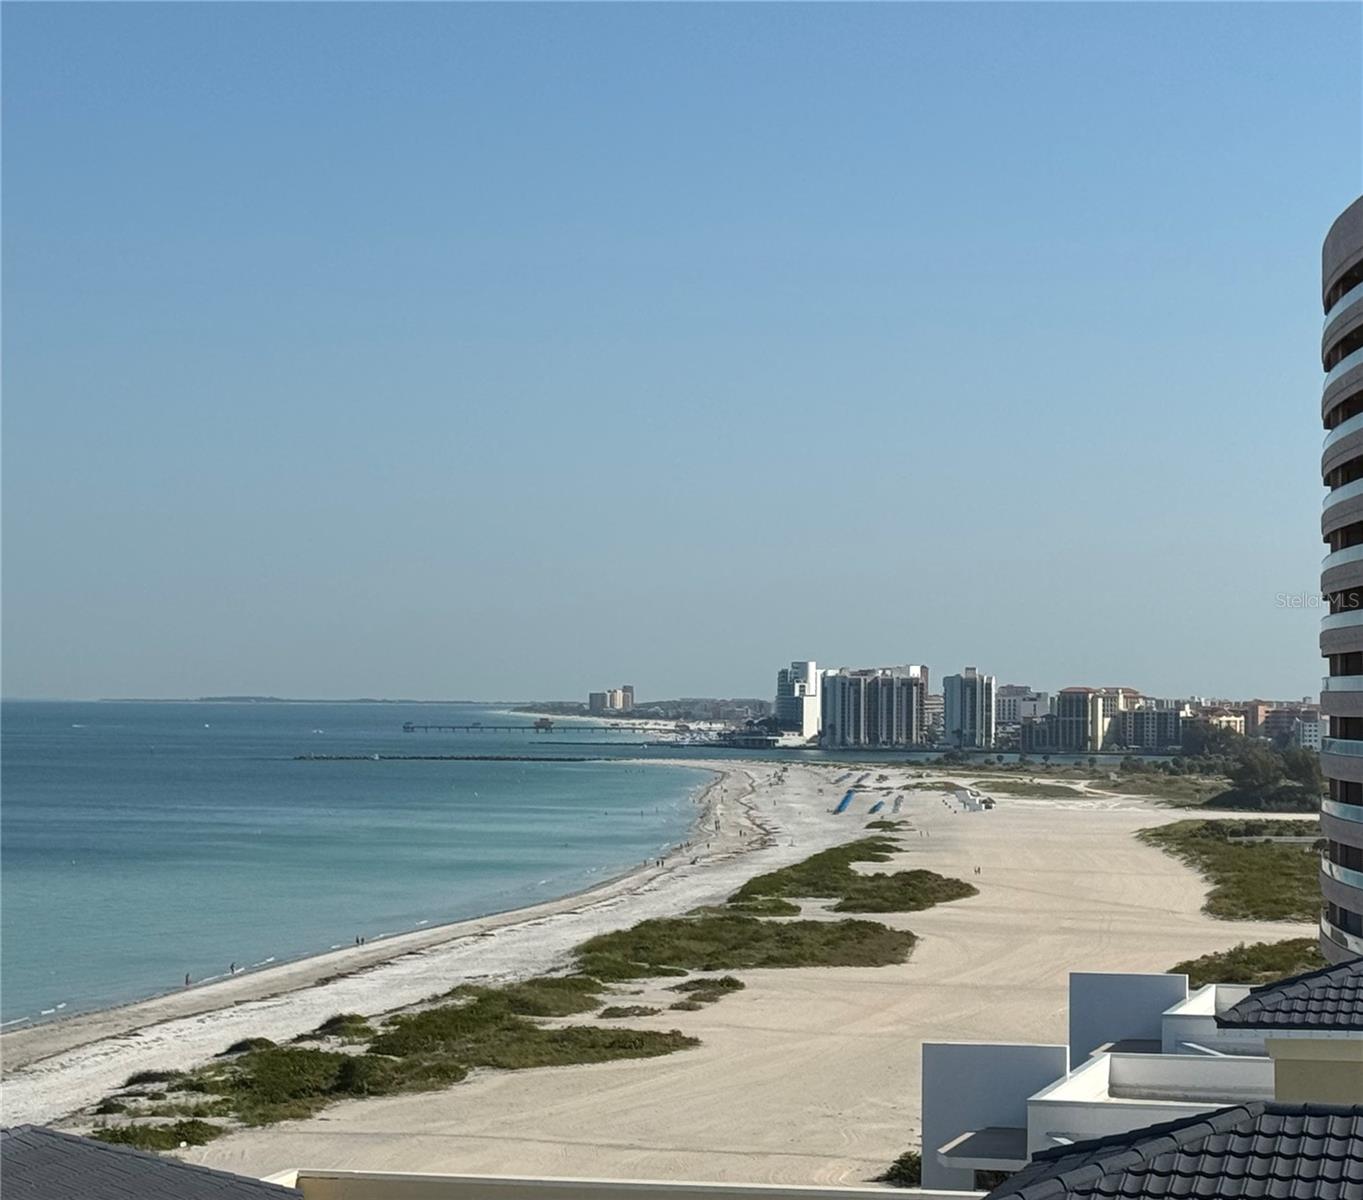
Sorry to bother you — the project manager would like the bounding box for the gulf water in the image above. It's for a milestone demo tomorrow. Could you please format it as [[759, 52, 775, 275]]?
[[0, 701, 713, 1026]]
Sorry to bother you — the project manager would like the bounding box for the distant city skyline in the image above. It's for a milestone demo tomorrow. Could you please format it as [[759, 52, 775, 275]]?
[[3, 3, 1360, 702]]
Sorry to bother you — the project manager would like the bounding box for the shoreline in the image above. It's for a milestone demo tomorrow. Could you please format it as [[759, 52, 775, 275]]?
[[1, 759, 851, 1126], [0, 759, 734, 1055]]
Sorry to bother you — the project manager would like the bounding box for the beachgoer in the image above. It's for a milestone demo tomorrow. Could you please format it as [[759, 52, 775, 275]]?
[[184, 973, 191, 987]]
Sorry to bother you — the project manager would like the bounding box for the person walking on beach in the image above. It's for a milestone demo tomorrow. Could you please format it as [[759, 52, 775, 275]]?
[[184, 973, 191, 987]]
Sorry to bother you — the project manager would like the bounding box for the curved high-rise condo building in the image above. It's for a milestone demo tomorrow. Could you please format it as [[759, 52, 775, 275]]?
[[1319, 194, 1363, 963]]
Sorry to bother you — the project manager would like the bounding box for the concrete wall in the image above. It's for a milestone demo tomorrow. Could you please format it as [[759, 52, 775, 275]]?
[[1269, 1036, 1363, 1103], [284, 1173, 981, 1200], [1068, 972, 1188, 1062], [920, 1042, 1068, 1192]]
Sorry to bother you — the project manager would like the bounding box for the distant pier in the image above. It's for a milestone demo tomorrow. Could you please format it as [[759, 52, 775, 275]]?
[[402, 721, 628, 735]]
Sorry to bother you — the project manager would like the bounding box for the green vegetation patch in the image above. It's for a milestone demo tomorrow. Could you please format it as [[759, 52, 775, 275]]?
[[1137, 820, 1322, 921], [444, 974, 606, 1017], [1169, 938, 1327, 989], [970, 781, 1083, 799], [667, 975, 745, 1005], [669, 999, 704, 1011], [722, 896, 802, 916], [143, 1098, 235, 1119], [368, 985, 694, 1070], [575, 913, 916, 977], [220, 1037, 276, 1056], [123, 1069, 183, 1087], [669, 975, 745, 993], [308, 1013, 375, 1040], [1196, 786, 1320, 813], [572, 954, 689, 982], [91, 973, 693, 1134], [729, 837, 977, 914], [91, 1120, 223, 1151], [598, 1005, 660, 1019], [1096, 775, 1228, 802], [865, 818, 909, 831], [874, 1149, 922, 1187]]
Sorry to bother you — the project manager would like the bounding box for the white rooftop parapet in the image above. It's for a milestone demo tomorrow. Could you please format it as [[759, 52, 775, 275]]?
[[275, 1172, 984, 1200], [1026, 1051, 1275, 1157]]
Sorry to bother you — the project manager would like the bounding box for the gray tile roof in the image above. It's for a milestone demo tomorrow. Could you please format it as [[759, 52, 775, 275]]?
[[983, 1103, 1363, 1200], [1215, 955, 1363, 1031], [0, 1125, 300, 1200]]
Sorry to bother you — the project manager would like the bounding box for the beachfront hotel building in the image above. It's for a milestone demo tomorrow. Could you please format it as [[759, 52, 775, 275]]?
[[774, 660, 822, 740], [995, 686, 1048, 727], [1319, 192, 1363, 964], [943, 667, 996, 749], [820, 665, 927, 748]]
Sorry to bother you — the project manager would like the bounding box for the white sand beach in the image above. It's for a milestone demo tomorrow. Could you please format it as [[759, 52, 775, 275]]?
[[1, 761, 846, 1125], [3, 763, 1313, 1187]]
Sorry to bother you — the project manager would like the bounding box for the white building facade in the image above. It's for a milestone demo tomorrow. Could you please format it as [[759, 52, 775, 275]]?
[[774, 660, 822, 741]]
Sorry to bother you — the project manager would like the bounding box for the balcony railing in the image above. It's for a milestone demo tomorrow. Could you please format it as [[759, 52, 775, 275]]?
[[1323, 675, 1363, 691], [1324, 478, 1363, 511], [1320, 912, 1363, 957], [1326, 280, 1363, 340], [1322, 545, 1363, 572], [1323, 737, 1363, 756], [1325, 345, 1363, 391], [1322, 609, 1363, 631], [1324, 410, 1363, 452], [1322, 797, 1363, 822], [1322, 854, 1363, 892]]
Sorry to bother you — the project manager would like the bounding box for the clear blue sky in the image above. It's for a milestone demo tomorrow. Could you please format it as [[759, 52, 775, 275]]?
[[4, 3, 1361, 702]]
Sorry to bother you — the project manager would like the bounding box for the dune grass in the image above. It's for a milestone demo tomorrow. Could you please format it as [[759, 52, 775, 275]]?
[[219, 1037, 276, 1056], [969, 780, 1083, 799], [874, 1149, 922, 1187], [93, 973, 695, 1133], [123, 1069, 183, 1087], [599, 1005, 660, 1019], [442, 974, 607, 1017], [91, 1119, 223, 1150], [575, 913, 916, 976], [1097, 775, 1228, 803], [1168, 938, 1327, 989], [728, 837, 977, 914], [297, 1013, 375, 1042], [1137, 820, 1321, 921], [667, 975, 745, 1005], [722, 895, 802, 916]]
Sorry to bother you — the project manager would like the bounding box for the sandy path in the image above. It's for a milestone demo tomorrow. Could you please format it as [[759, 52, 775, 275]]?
[[2, 761, 855, 1126], [183, 775, 1312, 1186]]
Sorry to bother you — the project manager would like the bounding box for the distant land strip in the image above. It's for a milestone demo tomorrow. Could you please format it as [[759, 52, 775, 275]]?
[[96, 697, 500, 705]]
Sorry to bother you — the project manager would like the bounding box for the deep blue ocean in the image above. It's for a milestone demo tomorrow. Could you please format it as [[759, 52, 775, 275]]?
[[0, 701, 716, 1026]]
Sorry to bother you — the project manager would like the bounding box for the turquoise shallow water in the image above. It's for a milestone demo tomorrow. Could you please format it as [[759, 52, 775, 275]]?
[[0, 701, 711, 1026]]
